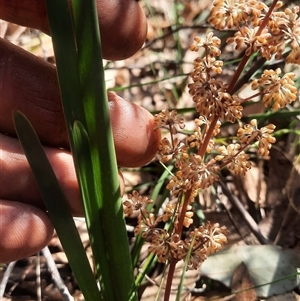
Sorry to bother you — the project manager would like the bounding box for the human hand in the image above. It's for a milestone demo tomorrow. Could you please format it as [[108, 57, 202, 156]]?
[[0, 0, 161, 263]]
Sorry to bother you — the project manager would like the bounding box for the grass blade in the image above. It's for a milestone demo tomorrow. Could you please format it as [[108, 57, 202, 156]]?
[[45, 0, 137, 300], [13, 111, 102, 301]]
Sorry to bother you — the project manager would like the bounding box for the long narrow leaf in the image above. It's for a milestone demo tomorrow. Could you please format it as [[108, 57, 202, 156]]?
[[45, 0, 137, 300], [13, 111, 102, 301]]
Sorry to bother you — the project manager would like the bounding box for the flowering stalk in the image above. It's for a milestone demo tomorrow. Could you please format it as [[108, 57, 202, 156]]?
[[123, 0, 299, 300], [226, 0, 279, 93]]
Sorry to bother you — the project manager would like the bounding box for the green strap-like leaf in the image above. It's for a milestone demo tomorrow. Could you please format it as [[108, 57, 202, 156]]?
[[45, 0, 138, 300], [13, 111, 102, 301]]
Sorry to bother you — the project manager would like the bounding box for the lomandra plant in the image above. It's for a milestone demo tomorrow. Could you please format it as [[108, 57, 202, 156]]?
[[123, 0, 299, 300], [13, 0, 299, 300]]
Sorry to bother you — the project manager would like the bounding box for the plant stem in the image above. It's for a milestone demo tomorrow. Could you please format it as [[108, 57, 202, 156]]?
[[164, 189, 193, 301], [175, 189, 193, 236], [240, 91, 263, 103], [227, 54, 251, 93], [227, 0, 279, 94], [164, 258, 177, 301], [164, 1, 279, 300], [198, 117, 218, 158], [257, 0, 279, 36], [199, 0, 279, 161]]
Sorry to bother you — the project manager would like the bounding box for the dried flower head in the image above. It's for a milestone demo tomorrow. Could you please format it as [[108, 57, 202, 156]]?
[[167, 154, 220, 197], [190, 32, 221, 57], [268, 6, 300, 64], [135, 212, 157, 238], [251, 68, 297, 111], [237, 119, 276, 157], [226, 27, 272, 57], [208, 0, 267, 30], [188, 78, 243, 122], [158, 137, 189, 163], [181, 235, 208, 270], [154, 109, 185, 134], [191, 56, 224, 77], [215, 144, 252, 175], [123, 191, 153, 217], [169, 222, 228, 270], [148, 230, 170, 263], [187, 244, 208, 270], [200, 222, 229, 255]]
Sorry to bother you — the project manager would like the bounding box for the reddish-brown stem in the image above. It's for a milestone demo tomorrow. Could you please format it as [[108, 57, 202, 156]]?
[[169, 124, 175, 149], [164, 66, 218, 301], [163, 264, 175, 300], [164, 2, 279, 300], [226, 54, 250, 93], [240, 91, 263, 103], [227, 0, 279, 94], [164, 190, 192, 301], [164, 258, 177, 301], [175, 189, 193, 235], [198, 116, 218, 157], [256, 0, 279, 36]]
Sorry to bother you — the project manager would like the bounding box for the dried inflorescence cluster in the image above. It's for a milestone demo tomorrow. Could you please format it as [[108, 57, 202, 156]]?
[[210, 0, 300, 64], [124, 190, 228, 270], [123, 0, 299, 272]]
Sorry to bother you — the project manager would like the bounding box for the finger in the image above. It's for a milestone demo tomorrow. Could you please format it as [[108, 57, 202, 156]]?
[[1, 133, 82, 215], [0, 39, 161, 167], [0, 133, 125, 264], [108, 92, 161, 167], [0, 38, 68, 148], [0, 0, 147, 60], [0, 200, 54, 263], [0, 134, 125, 215]]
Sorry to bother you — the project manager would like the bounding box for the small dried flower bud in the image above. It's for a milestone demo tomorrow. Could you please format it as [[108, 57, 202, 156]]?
[[160, 203, 178, 222], [257, 124, 276, 157], [183, 210, 194, 228], [158, 137, 189, 163]]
